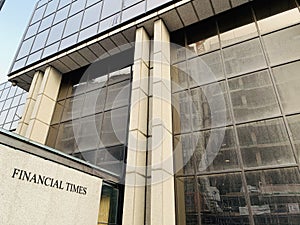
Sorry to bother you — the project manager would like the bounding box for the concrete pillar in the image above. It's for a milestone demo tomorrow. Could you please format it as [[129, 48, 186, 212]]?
[[16, 71, 43, 136], [122, 27, 150, 225], [25, 66, 62, 144], [150, 20, 176, 225]]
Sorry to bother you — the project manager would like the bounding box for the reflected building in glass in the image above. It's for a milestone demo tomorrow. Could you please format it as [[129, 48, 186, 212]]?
[[5, 0, 300, 224]]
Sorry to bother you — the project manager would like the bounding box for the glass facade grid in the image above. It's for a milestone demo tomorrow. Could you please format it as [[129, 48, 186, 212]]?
[[172, 1, 300, 224], [11, 0, 174, 72], [48, 64, 132, 178], [0, 82, 27, 132]]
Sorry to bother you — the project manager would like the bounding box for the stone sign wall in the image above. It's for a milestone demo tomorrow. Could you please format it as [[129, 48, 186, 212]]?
[[0, 144, 102, 225]]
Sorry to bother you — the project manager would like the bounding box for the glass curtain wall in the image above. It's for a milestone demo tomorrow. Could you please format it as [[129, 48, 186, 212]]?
[[0, 82, 27, 131], [172, 0, 300, 224], [47, 63, 132, 179], [11, 0, 174, 72]]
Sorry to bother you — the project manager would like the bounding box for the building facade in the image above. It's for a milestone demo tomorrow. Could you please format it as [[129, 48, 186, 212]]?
[[0, 81, 27, 131], [3, 0, 300, 224]]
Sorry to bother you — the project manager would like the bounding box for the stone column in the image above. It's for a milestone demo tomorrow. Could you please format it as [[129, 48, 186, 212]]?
[[16, 71, 43, 136], [150, 19, 176, 225], [25, 66, 62, 144], [122, 27, 150, 225]]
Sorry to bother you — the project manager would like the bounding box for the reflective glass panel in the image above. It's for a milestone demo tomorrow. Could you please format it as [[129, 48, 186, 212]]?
[[237, 118, 295, 168], [273, 61, 300, 114], [123, 0, 142, 9], [199, 173, 250, 224], [42, 42, 60, 58], [255, 0, 300, 34], [47, 21, 65, 45], [108, 67, 131, 85], [62, 95, 85, 121], [17, 37, 34, 59], [223, 38, 267, 77], [105, 80, 130, 110], [287, 115, 300, 161], [27, 50, 43, 65], [31, 29, 49, 52], [53, 5, 70, 24], [12, 58, 27, 71], [174, 134, 194, 175], [69, 0, 86, 16], [147, 0, 171, 11], [44, 0, 59, 16], [63, 12, 83, 37], [188, 51, 224, 87], [171, 62, 188, 93], [190, 82, 231, 130], [55, 120, 80, 154], [59, 34, 78, 50], [99, 14, 120, 32], [78, 24, 98, 42], [175, 177, 198, 217], [218, 6, 257, 46], [228, 70, 280, 123], [121, 2, 145, 22], [246, 168, 300, 223], [25, 23, 40, 39], [0, 110, 8, 124], [76, 114, 103, 151], [100, 106, 128, 147], [263, 25, 300, 66], [220, 22, 257, 47], [6, 107, 17, 122], [172, 91, 192, 134], [193, 127, 238, 172], [86, 0, 100, 7], [81, 2, 102, 29], [82, 89, 106, 116], [58, 0, 72, 9], [38, 14, 55, 32], [101, 0, 122, 19], [187, 20, 219, 57], [31, 5, 46, 24]]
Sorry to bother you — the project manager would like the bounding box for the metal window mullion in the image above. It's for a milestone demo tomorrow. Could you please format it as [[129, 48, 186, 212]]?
[[251, 6, 300, 172], [217, 17, 256, 225]]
